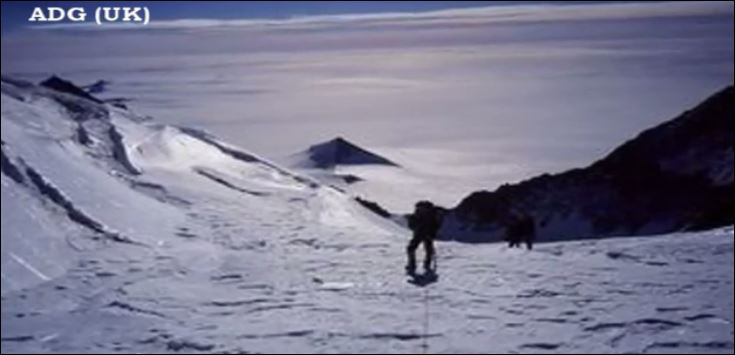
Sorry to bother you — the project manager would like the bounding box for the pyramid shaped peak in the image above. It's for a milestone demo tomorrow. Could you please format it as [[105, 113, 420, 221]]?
[[304, 137, 399, 169], [40, 75, 103, 104]]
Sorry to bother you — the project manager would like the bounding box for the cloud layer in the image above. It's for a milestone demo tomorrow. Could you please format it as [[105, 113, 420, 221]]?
[[2, 1, 733, 207]]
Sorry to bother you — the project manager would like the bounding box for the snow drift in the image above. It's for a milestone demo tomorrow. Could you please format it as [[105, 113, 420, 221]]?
[[0, 76, 397, 295]]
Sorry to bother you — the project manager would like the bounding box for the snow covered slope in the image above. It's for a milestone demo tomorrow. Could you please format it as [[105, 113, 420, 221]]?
[[1, 76, 398, 295], [2, 77, 732, 354], [2, 219, 733, 354]]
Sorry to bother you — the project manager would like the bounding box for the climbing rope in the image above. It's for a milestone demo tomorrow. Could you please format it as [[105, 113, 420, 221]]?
[[422, 285, 429, 354], [421, 252, 438, 354]]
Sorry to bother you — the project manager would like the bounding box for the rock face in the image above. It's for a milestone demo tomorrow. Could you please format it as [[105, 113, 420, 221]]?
[[83, 80, 111, 94], [40, 75, 104, 104], [442, 86, 734, 243], [301, 137, 399, 169]]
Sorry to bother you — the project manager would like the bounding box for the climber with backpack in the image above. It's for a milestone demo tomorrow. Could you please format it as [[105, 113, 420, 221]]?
[[406, 201, 442, 275]]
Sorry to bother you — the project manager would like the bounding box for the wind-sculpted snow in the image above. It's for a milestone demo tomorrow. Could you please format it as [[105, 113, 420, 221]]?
[[23, 165, 128, 242], [0, 144, 24, 185], [0, 76, 395, 297], [108, 126, 143, 176], [1, 220, 732, 354], [1, 77, 732, 353], [179, 126, 321, 189]]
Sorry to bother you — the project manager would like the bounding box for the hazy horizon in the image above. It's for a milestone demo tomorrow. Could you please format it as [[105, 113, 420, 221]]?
[[2, 1, 733, 207]]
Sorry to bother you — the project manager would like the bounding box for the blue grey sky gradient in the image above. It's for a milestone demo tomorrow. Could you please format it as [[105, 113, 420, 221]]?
[[1, 1, 668, 33], [1, 1, 732, 208]]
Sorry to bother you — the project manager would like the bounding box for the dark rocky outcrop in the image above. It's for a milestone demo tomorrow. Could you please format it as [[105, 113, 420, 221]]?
[[444, 86, 734, 242]]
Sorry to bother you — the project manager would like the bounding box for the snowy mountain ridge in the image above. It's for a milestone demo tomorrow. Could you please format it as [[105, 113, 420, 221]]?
[[1, 76, 398, 294], [441, 85, 734, 243], [1, 76, 732, 354]]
